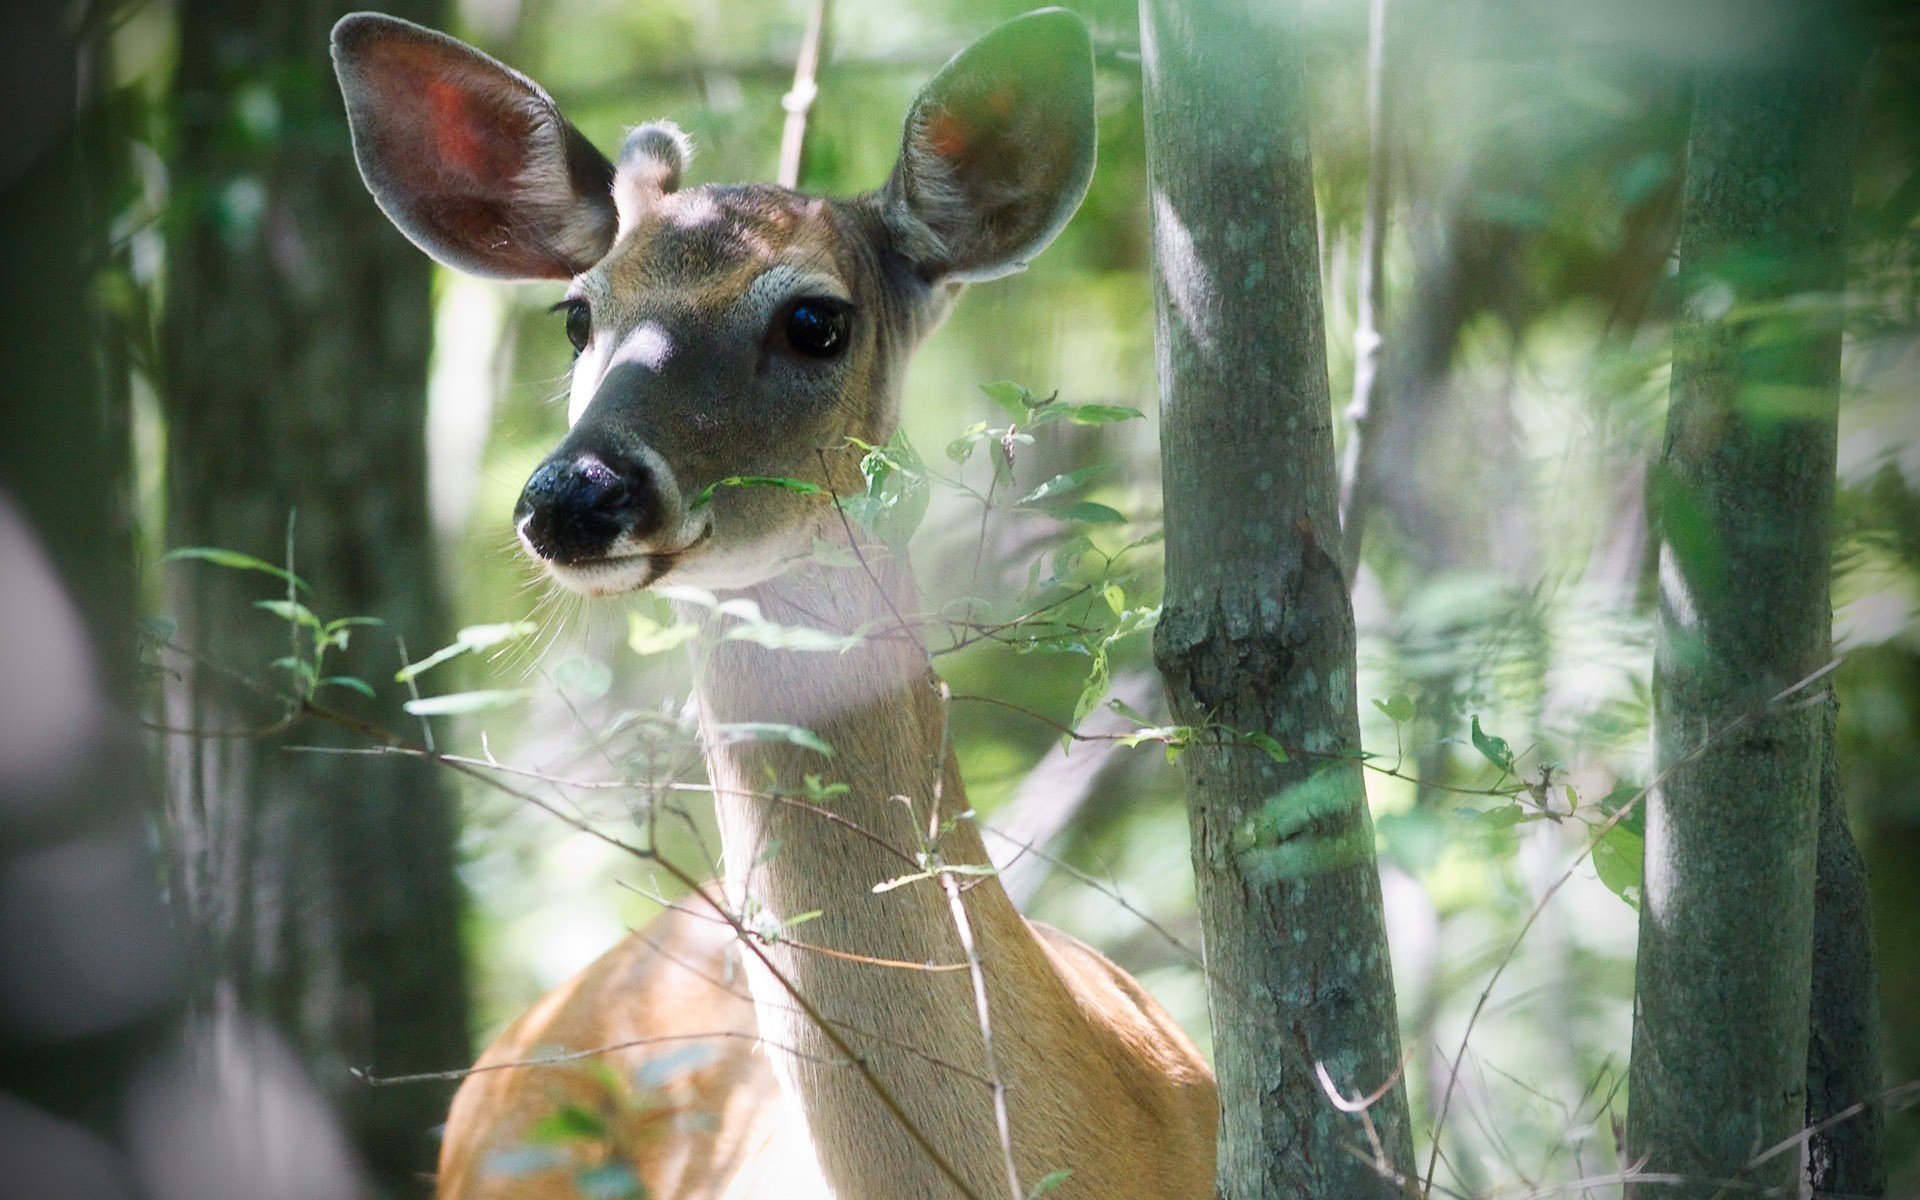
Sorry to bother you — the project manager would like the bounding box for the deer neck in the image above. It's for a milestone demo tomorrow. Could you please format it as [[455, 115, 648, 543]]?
[[685, 541, 1006, 939], [680, 538, 1039, 1195]]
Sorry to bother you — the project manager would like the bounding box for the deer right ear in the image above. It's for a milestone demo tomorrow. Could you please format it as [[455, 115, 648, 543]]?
[[882, 8, 1096, 283], [330, 13, 618, 280]]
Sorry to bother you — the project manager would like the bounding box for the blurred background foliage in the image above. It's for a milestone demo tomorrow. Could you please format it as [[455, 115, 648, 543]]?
[[59, 0, 1919, 1192]]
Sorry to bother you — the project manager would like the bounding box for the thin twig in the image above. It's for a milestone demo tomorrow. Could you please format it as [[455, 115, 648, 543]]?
[[776, 0, 832, 188], [1337, 0, 1395, 576]]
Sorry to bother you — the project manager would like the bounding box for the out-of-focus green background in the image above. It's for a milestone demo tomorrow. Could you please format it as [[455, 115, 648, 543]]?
[[41, 0, 1920, 1193]]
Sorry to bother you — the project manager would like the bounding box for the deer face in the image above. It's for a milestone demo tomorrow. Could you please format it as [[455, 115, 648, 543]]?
[[332, 9, 1095, 595], [523, 180, 926, 593]]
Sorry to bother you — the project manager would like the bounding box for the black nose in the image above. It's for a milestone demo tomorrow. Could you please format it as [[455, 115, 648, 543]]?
[[514, 452, 660, 565]]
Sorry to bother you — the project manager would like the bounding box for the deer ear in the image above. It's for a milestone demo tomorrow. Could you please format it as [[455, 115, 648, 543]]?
[[330, 13, 617, 280], [883, 8, 1096, 283]]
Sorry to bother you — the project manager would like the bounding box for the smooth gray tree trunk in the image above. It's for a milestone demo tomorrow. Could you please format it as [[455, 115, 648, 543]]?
[[161, 1, 469, 1192], [1627, 13, 1876, 1198], [1139, 1, 1415, 1196]]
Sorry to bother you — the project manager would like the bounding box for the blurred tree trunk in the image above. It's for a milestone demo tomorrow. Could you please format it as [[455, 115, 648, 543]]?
[[1627, 13, 1877, 1199], [1139, 1, 1415, 1197], [160, 0, 469, 1193]]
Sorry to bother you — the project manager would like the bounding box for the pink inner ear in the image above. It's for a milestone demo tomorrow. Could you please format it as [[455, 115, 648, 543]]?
[[367, 42, 530, 185], [927, 108, 972, 161], [425, 77, 495, 177]]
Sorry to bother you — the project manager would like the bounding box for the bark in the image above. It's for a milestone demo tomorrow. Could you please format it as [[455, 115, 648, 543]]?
[[161, 0, 469, 1192], [1808, 698, 1886, 1198], [1138, 1, 1415, 1196], [1627, 14, 1873, 1198]]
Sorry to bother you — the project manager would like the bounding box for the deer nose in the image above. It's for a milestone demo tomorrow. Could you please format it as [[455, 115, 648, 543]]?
[[514, 453, 660, 565]]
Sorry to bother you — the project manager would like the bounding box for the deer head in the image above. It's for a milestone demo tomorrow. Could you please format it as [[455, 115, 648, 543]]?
[[332, 9, 1096, 596]]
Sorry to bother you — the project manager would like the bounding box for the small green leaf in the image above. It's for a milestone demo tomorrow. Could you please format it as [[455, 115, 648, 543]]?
[[1018, 463, 1117, 507], [1051, 402, 1142, 426], [254, 598, 323, 630], [552, 655, 613, 698], [1028, 1169, 1074, 1197], [1070, 646, 1111, 730], [628, 609, 700, 657], [1242, 731, 1290, 763], [1470, 715, 1515, 774], [1102, 583, 1126, 616], [165, 546, 310, 593], [319, 675, 376, 699], [690, 474, 827, 511], [1459, 803, 1525, 830], [980, 380, 1031, 418], [1372, 695, 1416, 724], [404, 689, 530, 716], [1593, 820, 1644, 908], [397, 621, 538, 681], [1049, 501, 1127, 525]]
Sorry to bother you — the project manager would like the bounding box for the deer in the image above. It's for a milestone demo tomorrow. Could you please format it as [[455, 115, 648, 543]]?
[[331, 9, 1217, 1198]]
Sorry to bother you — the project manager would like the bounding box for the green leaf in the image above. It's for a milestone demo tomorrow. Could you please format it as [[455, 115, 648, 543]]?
[[1462, 803, 1526, 830], [319, 675, 376, 699], [165, 546, 310, 593], [1470, 715, 1515, 774], [690, 474, 827, 511], [397, 621, 539, 682], [1028, 1169, 1074, 1197], [1018, 463, 1118, 507], [980, 380, 1031, 418], [254, 598, 323, 630], [1593, 821, 1644, 908], [1372, 695, 1416, 724], [403, 689, 530, 716], [1242, 731, 1290, 763], [1051, 402, 1142, 426], [1070, 646, 1111, 730], [1048, 501, 1127, 525], [628, 610, 700, 657], [553, 655, 613, 698], [945, 421, 989, 464]]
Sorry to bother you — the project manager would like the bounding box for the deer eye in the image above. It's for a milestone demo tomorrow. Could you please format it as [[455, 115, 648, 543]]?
[[554, 298, 592, 355], [782, 298, 851, 359]]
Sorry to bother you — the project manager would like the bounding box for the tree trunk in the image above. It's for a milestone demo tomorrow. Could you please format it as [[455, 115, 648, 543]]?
[[1627, 15, 1874, 1198], [161, 0, 469, 1192], [1139, 1, 1415, 1196]]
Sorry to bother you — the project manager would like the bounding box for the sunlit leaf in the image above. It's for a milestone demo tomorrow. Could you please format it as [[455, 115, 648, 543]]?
[[404, 689, 530, 716], [165, 546, 310, 593]]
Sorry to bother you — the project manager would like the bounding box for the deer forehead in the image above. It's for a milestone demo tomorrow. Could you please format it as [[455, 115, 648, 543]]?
[[587, 186, 858, 323]]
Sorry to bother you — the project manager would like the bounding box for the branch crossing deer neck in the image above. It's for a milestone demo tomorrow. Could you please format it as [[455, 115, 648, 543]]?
[[332, 8, 1217, 1197]]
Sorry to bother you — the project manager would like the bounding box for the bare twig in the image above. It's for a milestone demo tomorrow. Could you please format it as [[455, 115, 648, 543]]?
[[776, 0, 832, 189], [1337, 0, 1395, 576]]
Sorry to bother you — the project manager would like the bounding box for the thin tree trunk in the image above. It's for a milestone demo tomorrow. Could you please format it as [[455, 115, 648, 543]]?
[[1139, 1, 1415, 1196], [1627, 14, 1872, 1198], [161, 1, 468, 1192]]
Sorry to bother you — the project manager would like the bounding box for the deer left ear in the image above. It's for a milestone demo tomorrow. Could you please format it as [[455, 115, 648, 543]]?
[[883, 8, 1096, 283]]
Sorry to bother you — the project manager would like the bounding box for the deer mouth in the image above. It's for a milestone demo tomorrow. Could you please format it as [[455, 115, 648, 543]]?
[[542, 522, 714, 596]]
